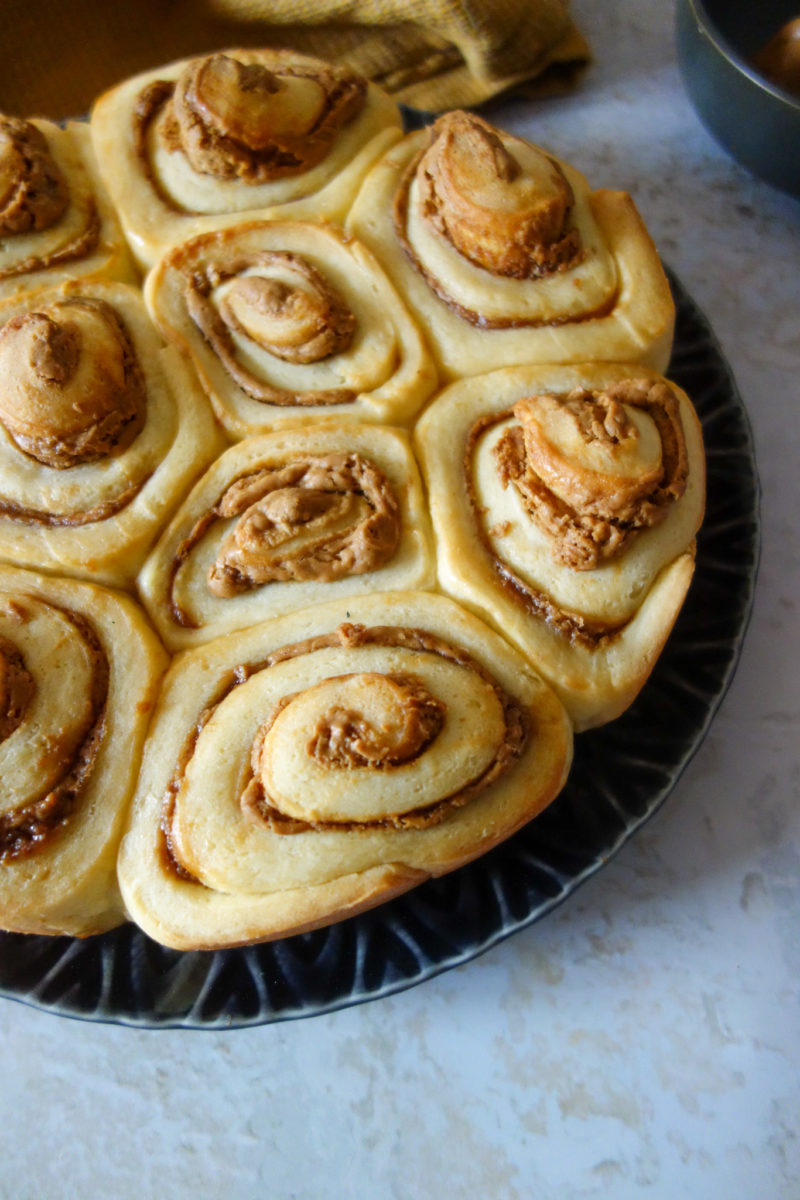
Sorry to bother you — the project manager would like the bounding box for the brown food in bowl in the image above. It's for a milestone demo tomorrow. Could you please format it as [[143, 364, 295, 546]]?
[[752, 16, 800, 97]]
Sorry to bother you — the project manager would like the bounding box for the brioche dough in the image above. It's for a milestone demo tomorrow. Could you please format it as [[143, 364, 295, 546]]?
[[117, 590, 572, 949], [145, 218, 437, 435], [348, 112, 675, 379], [415, 362, 705, 729], [0, 116, 133, 299], [0, 279, 226, 586], [0, 564, 167, 936], [0, 58, 707, 948], [138, 422, 435, 649], [90, 49, 403, 268]]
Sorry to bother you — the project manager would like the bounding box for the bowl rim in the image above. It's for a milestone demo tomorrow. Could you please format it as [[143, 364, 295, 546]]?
[[683, 0, 800, 112]]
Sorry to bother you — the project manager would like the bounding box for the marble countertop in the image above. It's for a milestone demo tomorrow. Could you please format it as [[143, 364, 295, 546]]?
[[2, 2, 798, 1197]]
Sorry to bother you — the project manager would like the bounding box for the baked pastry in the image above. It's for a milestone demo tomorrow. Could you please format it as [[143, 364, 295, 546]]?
[[90, 49, 403, 269], [138, 422, 435, 650], [144, 218, 437, 436], [0, 563, 167, 936], [117, 590, 572, 949], [0, 115, 133, 300], [0, 278, 226, 586], [415, 362, 705, 730], [348, 110, 675, 380]]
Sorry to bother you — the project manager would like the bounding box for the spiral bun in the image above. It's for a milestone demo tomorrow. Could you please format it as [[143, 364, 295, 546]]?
[[145, 219, 436, 435], [348, 112, 675, 378], [0, 279, 225, 585], [0, 116, 132, 300], [118, 590, 572, 949], [90, 49, 403, 268], [0, 564, 166, 936], [415, 362, 705, 730]]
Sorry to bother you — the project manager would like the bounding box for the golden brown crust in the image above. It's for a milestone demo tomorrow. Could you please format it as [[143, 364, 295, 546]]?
[[415, 362, 705, 729], [0, 279, 225, 586], [0, 564, 167, 937], [0, 119, 133, 300], [90, 50, 402, 268], [144, 219, 437, 436], [117, 591, 572, 950]]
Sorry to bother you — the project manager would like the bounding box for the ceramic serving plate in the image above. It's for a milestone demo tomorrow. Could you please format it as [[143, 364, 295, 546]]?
[[0, 266, 760, 1028]]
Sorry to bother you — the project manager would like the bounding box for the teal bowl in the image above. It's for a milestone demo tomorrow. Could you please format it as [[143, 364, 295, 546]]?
[[675, 0, 800, 195]]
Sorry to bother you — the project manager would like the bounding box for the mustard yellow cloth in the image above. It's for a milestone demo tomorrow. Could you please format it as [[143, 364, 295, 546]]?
[[0, 0, 589, 120]]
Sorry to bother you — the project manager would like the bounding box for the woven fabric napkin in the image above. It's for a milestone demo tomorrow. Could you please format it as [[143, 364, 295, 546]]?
[[0, 0, 589, 120]]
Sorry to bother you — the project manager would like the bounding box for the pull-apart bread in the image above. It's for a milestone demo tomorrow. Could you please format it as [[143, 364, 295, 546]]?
[[117, 591, 572, 950], [0, 564, 167, 936], [144, 219, 437, 437], [0, 114, 133, 299], [138, 421, 435, 651], [348, 110, 675, 378], [0, 279, 225, 586], [89, 49, 403, 268], [415, 363, 705, 730], [0, 49, 706, 947]]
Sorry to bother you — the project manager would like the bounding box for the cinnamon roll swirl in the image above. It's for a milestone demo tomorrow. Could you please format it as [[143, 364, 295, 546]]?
[[0, 279, 226, 586], [89, 49, 403, 268], [348, 111, 675, 379], [0, 564, 167, 936], [138, 423, 435, 649], [0, 115, 133, 300], [415, 363, 705, 729], [117, 590, 572, 949], [144, 219, 436, 435]]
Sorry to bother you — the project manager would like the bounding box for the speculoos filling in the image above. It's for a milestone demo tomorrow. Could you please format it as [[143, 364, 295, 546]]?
[[392, 111, 612, 330], [166, 452, 401, 625], [133, 51, 367, 211], [0, 606, 109, 863], [183, 249, 356, 406], [465, 380, 689, 648], [0, 116, 100, 282], [159, 623, 529, 880]]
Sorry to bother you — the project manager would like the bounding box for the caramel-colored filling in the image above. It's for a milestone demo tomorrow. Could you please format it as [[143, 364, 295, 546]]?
[[0, 477, 151, 530], [160, 623, 528, 875], [417, 112, 582, 279], [0, 634, 35, 742], [168, 452, 400, 621], [185, 250, 356, 406], [466, 381, 689, 646], [494, 379, 687, 570], [141, 50, 367, 197], [0, 116, 68, 236], [0, 116, 101, 284], [0, 297, 146, 469], [0, 606, 108, 863], [393, 111, 592, 328], [304, 672, 445, 769]]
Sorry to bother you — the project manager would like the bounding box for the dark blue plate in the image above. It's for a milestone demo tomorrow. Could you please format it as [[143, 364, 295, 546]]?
[[0, 269, 759, 1029]]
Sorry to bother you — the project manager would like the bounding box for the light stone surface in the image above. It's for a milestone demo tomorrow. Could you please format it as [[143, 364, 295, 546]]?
[[1, 2, 798, 1197]]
